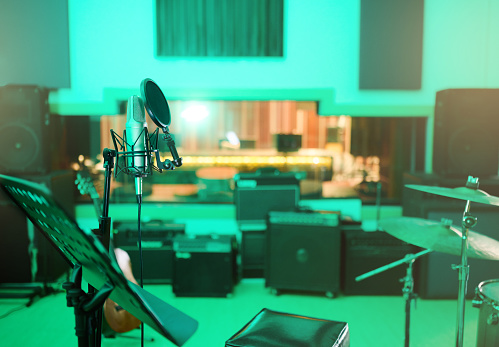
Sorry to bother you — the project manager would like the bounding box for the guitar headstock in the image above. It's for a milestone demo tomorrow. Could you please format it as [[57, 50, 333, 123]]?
[[75, 171, 100, 200]]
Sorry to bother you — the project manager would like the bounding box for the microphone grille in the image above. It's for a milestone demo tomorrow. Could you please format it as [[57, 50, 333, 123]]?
[[129, 95, 146, 123]]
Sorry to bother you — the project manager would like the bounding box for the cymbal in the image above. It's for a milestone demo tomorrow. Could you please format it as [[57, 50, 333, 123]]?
[[378, 217, 499, 261], [406, 184, 499, 206]]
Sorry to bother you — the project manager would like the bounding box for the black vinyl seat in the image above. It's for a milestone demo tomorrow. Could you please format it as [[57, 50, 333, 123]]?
[[225, 308, 349, 347]]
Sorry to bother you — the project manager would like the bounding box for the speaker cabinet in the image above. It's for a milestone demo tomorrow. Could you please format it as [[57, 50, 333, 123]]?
[[235, 184, 299, 225], [433, 89, 499, 177], [234, 171, 301, 225], [113, 221, 185, 284], [342, 229, 419, 295], [265, 211, 341, 297], [173, 235, 237, 297], [403, 172, 499, 299], [123, 247, 174, 284], [64, 115, 101, 161], [0, 85, 63, 174], [0, 171, 74, 284], [240, 228, 266, 278]]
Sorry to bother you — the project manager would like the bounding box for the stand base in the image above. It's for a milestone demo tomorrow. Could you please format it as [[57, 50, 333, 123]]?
[[0, 283, 50, 299]]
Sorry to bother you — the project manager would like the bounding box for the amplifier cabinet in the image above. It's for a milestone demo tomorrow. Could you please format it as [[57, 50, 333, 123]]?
[[234, 184, 299, 225], [342, 229, 419, 295], [173, 235, 237, 297], [113, 221, 185, 284], [265, 211, 341, 297], [119, 247, 174, 284], [240, 228, 266, 278]]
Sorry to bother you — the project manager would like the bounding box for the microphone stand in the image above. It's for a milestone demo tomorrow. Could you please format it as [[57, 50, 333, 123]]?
[[376, 181, 382, 229], [63, 148, 117, 347], [93, 148, 117, 345], [99, 148, 115, 248]]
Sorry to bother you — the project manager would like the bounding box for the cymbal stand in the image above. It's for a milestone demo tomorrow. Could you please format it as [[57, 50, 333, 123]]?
[[356, 249, 432, 347], [455, 199, 477, 347]]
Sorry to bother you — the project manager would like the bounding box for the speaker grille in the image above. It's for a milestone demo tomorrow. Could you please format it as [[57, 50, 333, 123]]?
[[265, 212, 341, 295], [0, 85, 60, 174], [0, 124, 40, 171]]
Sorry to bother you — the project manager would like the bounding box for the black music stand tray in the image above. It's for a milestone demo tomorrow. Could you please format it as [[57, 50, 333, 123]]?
[[0, 174, 198, 346]]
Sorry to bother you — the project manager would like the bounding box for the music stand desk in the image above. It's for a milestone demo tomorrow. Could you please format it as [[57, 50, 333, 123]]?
[[0, 174, 198, 346]]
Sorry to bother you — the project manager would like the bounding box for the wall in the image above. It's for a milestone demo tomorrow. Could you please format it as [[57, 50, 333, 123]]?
[[50, 0, 499, 118]]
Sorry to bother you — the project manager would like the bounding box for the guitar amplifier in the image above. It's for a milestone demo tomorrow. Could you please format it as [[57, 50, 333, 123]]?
[[113, 220, 185, 284], [234, 170, 303, 225], [265, 211, 341, 297], [173, 234, 237, 297], [342, 229, 419, 295]]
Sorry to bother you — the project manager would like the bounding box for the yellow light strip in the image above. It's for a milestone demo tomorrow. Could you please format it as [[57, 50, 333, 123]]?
[[178, 155, 332, 166]]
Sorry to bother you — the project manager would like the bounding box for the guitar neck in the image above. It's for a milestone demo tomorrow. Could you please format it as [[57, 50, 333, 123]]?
[[91, 195, 103, 218], [75, 171, 103, 219]]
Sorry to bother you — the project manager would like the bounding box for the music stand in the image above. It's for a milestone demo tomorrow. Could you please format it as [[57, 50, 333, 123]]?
[[0, 173, 198, 346]]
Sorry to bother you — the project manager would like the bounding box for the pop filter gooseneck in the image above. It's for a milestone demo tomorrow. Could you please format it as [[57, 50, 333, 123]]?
[[140, 78, 182, 169]]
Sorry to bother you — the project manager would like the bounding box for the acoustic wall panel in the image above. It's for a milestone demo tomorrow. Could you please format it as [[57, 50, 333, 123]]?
[[359, 0, 424, 90]]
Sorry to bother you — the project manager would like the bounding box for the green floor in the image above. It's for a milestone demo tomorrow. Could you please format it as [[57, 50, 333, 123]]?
[[0, 280, 480, 346]]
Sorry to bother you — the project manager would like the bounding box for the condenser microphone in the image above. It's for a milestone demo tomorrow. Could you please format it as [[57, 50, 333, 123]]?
[[125, 95, 148, 201]]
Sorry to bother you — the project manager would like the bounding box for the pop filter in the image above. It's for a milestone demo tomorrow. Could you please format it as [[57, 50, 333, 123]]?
[[140, 78, 182, 169], [140, 78, 171, 129]]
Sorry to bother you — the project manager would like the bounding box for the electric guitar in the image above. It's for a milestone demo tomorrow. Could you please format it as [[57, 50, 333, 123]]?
[[75, 170, 103, 218]]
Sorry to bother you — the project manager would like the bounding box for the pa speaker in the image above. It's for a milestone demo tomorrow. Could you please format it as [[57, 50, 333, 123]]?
[[433, 89, 499, 177], [265, 211, 341, 297], [0, 85, 63, 174]]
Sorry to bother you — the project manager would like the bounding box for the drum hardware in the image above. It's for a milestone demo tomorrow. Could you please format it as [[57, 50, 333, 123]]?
[[405, 176, 499, 347], [473, 279, 499, 346], [487, 313, 499, 326], [356, 249, 432, 347]]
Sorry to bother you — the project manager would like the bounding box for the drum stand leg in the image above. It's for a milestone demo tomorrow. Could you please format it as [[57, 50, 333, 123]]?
[[455, 200, 477, 347]]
